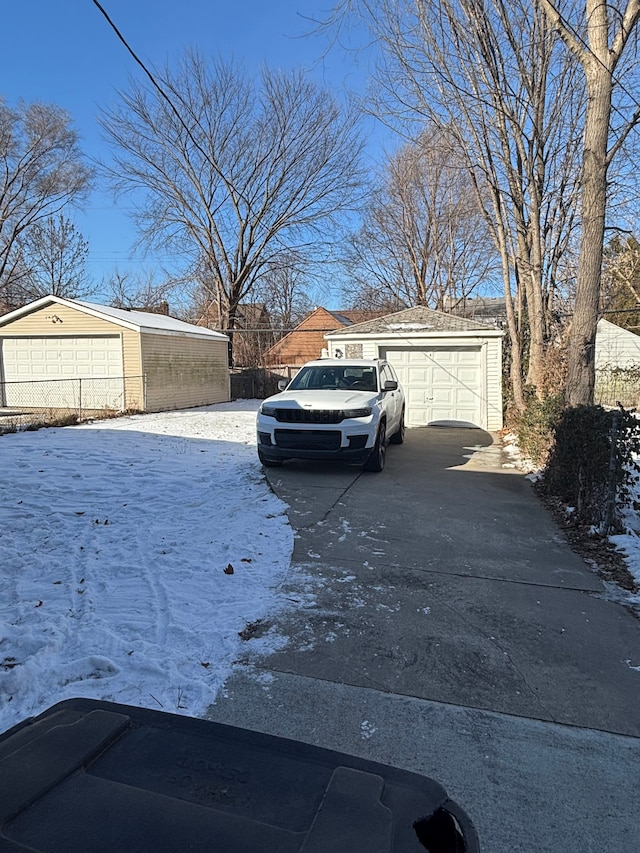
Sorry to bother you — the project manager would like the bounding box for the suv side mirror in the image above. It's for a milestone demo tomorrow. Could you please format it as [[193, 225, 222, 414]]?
[[278, 379, 288, 391], [383, 380, 398, 392]]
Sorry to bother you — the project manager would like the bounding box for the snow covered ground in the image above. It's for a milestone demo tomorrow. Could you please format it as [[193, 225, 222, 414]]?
[[0, 401, 293, 735], [2, 406, 639, 737]]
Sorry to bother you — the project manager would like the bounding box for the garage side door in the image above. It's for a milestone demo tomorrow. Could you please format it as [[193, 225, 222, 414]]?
[[1, 336, 124, 408], [381, 346, 485, 428]]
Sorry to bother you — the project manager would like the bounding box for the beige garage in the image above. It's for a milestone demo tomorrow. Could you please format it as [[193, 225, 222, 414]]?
[[325, 306, 503, 431], [0, 295, 230, 413]]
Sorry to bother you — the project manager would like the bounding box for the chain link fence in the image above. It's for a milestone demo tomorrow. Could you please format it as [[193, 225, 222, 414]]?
[[595, 365, 640, 409], [0, 375, 146, 432]]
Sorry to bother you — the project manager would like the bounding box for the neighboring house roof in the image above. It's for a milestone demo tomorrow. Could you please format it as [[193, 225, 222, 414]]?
[[263, 307, 388, 366], [0, 295, 229, 340], [326, 305, 502, 336], [448, 297, 507, 325], [328, 309, 387, 326]]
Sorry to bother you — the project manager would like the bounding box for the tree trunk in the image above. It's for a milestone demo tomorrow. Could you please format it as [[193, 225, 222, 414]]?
[[566, 63, 612, 406]]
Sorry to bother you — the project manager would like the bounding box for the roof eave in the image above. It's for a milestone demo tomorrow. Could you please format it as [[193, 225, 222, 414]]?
[[137, 325, 229, 341], [325, 327, 503, 339]]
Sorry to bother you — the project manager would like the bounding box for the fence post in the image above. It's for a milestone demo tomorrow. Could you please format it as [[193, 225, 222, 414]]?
[[600, 409, 620, 535], [78, 378, 82, 420]]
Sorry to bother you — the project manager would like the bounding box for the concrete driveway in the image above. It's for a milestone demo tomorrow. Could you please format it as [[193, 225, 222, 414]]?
[[208, 427, 640, 852]]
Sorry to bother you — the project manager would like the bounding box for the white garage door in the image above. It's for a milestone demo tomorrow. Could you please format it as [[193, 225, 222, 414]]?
[[381, 346, 485, 428], [1, 336, 124, 409]]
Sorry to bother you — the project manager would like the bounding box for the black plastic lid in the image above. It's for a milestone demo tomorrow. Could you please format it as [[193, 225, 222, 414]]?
[[0, 699, 479, 852]]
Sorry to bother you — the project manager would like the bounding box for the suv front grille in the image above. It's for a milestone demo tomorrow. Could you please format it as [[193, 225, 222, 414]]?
[[273, 409, 343, 424], [274, 429, 341, 450]]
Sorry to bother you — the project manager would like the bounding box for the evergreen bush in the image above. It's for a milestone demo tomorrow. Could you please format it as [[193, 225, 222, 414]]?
[[542, 405, 640, 529]]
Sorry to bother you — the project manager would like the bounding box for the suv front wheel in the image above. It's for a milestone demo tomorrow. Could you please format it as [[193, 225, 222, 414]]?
[[389, 409, 405, 445], [364, 421, 386, 472]]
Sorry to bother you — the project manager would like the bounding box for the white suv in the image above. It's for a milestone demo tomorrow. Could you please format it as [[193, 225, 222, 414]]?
[[256, 358, 405, 472]]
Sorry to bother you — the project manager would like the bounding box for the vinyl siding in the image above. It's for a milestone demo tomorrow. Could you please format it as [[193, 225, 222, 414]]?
[[0, 303, 141, 370], [140, 333, 229, 411], [485, 338, 503, 431], [596, 319, 640, 369], [595, 319, 640, 408]]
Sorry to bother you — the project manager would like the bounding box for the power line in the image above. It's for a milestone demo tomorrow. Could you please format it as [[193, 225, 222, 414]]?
[[91, 0, 236, 202]]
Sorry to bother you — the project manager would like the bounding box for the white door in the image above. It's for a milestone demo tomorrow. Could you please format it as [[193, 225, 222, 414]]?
[[1, 336, 124, 409], [381, 346, 485, 428]]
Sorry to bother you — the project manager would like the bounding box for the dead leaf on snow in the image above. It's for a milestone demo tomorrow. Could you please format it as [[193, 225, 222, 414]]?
[[238, 620, 271, 641]]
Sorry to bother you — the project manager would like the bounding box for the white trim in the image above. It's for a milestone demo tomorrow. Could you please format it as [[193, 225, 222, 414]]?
[[326, 328, 503, 342]]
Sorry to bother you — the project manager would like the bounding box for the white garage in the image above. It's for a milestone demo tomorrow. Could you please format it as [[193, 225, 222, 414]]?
[[325, 306, 503, 431]]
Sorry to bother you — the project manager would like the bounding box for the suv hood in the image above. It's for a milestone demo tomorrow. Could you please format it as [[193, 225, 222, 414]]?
[[265, 389, 377, 409]]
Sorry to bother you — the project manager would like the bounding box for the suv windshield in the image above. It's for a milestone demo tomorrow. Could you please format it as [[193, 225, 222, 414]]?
[[288, 365, 379, 392]]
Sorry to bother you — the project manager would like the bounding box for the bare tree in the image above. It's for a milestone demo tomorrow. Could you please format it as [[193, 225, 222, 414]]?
[[601, 234, 640, 329], [106, 269, 177, 313], [0, 100, 92, 311], [326, 0, 584, 409], [539, 0, 640, 404], [99, 53, 364, 361], [17, 215, 92, 301], [253, 252, 314, 331], [345, 129, 498, 311]]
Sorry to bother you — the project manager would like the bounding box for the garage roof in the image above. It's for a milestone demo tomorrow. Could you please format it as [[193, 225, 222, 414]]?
[[325, 305, 502, 336], [0, 296, 229, 340]]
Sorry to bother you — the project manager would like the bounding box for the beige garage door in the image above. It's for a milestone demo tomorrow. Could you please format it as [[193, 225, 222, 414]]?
[[1, 336, 124, 408], [381, 346, 485, 428]]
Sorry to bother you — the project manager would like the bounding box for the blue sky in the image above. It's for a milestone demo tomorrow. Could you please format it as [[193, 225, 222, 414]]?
[[1, 1, 378, 303]]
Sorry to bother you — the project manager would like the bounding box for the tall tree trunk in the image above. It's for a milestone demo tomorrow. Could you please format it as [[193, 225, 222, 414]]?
[[538, 0, 640, 406], [566, 66, 611, 406]]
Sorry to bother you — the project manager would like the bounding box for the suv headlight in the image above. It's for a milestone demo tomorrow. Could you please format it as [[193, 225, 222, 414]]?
[[341, 407, 372, 419], [260, 405, 277, 417]]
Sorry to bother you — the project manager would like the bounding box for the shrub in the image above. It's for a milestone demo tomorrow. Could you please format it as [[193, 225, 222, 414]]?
[[542, 404, 640, 530], [512, 390, 565, 467]]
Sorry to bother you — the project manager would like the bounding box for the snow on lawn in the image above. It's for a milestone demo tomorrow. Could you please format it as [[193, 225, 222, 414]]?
[[610, 460, 640, 595], [0, 400, 293, 734]]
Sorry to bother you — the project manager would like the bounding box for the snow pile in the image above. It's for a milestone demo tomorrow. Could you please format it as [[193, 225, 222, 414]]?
[[385, 322, 434, 330], [500, 431, 538, 474], [610, 455, 640, 590], [0, 401, 293, 734]]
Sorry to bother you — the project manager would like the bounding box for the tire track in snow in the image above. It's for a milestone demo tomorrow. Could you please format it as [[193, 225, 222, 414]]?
[[0, 404, 294, 732]]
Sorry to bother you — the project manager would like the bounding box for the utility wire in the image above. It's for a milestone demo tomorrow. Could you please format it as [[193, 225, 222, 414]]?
[[91, 0, 229, 193]]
